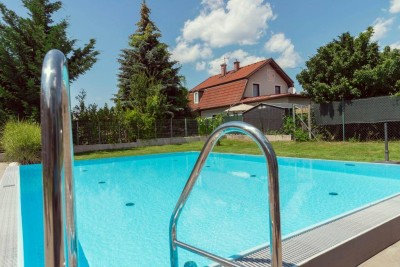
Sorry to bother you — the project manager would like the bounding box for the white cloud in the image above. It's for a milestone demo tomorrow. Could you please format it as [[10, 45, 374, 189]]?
[[207, 49, 264, 75], [390, 0, 400, 13], [264, 33, 301, 68], [170, 39, 212, 64], [201, 0, 224, 11], [371, 17, 395, 41], [181, 0, 274, 47], [390, 41, 400, 49], [195, 61, 207, 71], [265, 33, 291, 53]]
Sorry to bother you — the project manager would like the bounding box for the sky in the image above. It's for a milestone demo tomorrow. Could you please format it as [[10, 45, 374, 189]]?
[[3, 0, 400, 108]]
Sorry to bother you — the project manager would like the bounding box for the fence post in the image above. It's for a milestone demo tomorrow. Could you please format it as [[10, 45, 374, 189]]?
[[137, 122, 140, 140], [76, 120, 79, 145], [154, 120, 157, 139], [98, 122, 101, 144], [118, 122, 121, 143], [170, 117, 173, 138], [292, 104, 296, 141], [307, 105, 312, 139], [384, 122, 389, 161], [184, 118, 188, 137], [342, 98, 345, 142]]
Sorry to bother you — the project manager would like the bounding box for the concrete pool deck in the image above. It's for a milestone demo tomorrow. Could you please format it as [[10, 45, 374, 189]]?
[[0, 164, 399, 267]]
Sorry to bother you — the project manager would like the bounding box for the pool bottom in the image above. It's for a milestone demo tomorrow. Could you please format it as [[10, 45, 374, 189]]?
[[19, 152, 400, 266]]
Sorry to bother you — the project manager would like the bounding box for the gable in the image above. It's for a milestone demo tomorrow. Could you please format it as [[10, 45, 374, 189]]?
[[188, 58, 295, 112], [191, 58, 294, 92]]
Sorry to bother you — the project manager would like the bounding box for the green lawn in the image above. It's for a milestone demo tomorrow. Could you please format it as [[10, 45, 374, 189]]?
[[74, 139, 400, 163]]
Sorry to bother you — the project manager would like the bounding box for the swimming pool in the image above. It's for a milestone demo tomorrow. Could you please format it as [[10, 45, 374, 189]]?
[[19, 152, 400, 266]]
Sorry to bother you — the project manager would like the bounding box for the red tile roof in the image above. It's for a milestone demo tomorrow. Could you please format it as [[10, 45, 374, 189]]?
[[191, 59, 270, 92], [189, 58, 296, 111], [191, 58, 294, 92], [189, 79, 247, 110]]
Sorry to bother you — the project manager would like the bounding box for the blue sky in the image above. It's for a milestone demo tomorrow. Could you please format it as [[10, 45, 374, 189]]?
[[3, 0, 400, 108]]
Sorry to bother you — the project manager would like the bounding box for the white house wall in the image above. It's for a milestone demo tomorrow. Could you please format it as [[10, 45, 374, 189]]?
[[243, 64, 289, 97]]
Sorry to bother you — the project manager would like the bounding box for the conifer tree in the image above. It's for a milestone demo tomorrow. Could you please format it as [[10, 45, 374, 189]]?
[[116, 0, 189, 118], [0, 0, 99, 121]]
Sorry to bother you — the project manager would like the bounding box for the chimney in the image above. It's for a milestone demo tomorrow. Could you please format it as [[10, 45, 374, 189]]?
[[233, 60, 240, 71], [220, 63, 227, 76]]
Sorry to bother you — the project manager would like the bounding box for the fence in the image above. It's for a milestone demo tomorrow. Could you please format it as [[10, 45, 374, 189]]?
[[72, 118, 200, 145], [312, 95, 400, 141]]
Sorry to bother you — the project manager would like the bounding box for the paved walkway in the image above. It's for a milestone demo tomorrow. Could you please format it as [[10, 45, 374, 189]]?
[[0, 163, 8, 182], [358, 240, 400, 266]]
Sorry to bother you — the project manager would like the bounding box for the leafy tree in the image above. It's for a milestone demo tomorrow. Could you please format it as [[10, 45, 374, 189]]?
[[297, 27, 400, 102], [116, 0, 189, 118], [0, 0, 99, 121], [122, 72, 169, 138]]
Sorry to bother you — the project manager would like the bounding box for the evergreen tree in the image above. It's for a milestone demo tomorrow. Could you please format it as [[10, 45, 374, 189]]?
[[0, 0, 99, 121], [116, 0, 189, 118]]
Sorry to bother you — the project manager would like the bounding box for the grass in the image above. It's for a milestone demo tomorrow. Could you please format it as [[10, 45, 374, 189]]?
[[74, 139, 400, 163]]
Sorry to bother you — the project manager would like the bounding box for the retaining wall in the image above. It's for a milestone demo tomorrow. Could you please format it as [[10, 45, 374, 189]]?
[[225, 134, 292, 142], [74, 136, 208, 153]]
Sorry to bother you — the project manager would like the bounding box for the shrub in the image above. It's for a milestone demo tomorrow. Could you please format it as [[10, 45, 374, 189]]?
[[196, 114, 224, 135], [282, 116, 310, 141], [1, 120, 41, 164]]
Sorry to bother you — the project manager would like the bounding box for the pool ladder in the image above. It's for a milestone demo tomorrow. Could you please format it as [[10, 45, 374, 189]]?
[[41, 50, 77, 267], [169, 121, 282, 267], [39, 50, 281, 267]]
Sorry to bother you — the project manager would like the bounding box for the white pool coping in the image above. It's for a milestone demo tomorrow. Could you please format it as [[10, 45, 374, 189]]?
[[0, 163, 22, 267]]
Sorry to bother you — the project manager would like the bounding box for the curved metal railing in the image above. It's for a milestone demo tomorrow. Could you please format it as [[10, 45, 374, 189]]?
[[169, 121, 282, 267], [41, 49, 77, 267]]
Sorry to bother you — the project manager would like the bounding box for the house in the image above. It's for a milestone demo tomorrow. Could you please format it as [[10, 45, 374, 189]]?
[[188, 58, 310, 117]]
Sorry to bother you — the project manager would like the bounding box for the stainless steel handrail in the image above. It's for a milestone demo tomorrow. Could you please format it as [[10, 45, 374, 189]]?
[[169, 121, 282, 267], [41, 49, 77, 267]]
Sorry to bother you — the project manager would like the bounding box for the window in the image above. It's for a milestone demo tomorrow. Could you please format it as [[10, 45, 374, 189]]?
[[253, 84, 260, 97], [275, 85, 281, 94], [194, 92, 199, 104]]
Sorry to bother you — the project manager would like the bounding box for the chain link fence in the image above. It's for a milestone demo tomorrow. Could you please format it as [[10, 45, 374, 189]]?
[[312, 95, 400, 141], [72, 118, 201, 145]]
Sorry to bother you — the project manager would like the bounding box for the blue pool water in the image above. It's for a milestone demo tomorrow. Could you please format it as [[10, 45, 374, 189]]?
[[20, 152, 400, 266]]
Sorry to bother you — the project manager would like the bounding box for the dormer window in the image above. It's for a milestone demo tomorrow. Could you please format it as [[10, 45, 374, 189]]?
[[194, 92, 199, 104]]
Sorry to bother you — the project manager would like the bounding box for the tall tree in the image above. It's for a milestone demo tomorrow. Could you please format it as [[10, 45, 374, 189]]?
[[297, 27, 400, 102], [116, 0, 189, 118], [0, 0, 99, 121]]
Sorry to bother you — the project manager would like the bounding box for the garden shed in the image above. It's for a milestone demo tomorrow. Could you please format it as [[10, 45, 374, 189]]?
[[243, 103, 293, 133]]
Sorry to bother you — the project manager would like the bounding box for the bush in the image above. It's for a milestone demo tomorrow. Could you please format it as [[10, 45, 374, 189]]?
[[196, 114, 224, 135], [1, 120, 41, 164], [282, 116, 310, 141]]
